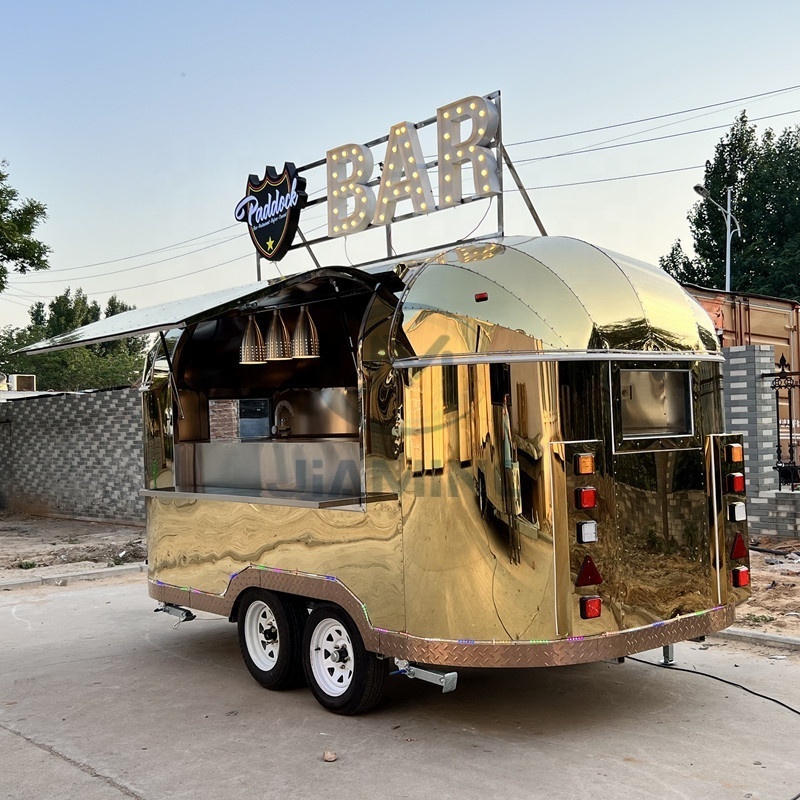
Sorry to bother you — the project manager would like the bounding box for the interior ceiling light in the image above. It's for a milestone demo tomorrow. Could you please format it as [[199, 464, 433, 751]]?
[[239, 315, 266, 364], [292, 304, 320, 358], [265, 309, 292, 360]]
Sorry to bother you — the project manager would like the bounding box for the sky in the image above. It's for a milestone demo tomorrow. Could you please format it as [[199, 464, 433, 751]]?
[[2, 0, 800, 330]]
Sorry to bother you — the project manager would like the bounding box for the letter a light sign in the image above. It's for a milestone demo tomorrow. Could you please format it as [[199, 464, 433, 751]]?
[[234, 163, 307, 261]]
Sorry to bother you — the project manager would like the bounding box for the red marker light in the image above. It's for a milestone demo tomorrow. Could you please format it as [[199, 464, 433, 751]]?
[[574, 487, 597, 509], [575, 555, 603, 587], [475, 292, 489, 303], [732, 566, 750, 588], [727, 472, 745, 493], [580, 596, 602, 619], [730, 531, 748, 560]]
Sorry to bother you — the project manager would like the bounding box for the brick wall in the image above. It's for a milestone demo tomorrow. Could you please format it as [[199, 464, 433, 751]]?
[[0, 388, 144, 523], [209, 399, 239, 440]]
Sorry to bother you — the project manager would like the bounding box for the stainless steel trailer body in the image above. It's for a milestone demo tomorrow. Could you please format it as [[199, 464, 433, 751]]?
[[23, 236, 751, 713]]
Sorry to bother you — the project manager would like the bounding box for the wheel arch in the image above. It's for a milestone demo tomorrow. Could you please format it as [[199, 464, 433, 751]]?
[[152, 567, 380, 651]]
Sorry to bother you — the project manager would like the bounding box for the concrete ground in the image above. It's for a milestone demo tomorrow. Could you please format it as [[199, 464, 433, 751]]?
[[1, 574, 799, 800], [1, 510, 800, 799]]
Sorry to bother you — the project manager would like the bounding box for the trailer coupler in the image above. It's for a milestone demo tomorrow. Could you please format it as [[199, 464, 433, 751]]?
[[392, 659, 458, 693], [154, 602, 196, 627]]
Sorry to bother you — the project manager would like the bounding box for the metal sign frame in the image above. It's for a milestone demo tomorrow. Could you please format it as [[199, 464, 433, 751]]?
[[262, 90, 545, 271]]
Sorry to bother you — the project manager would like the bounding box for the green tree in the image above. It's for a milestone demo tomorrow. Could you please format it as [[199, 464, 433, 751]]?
[[0, 289, 145, 391], [0, 160, 50, 292], [661, 112, 800, 299]]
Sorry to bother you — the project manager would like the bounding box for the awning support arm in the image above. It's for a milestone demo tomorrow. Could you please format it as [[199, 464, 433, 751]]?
[[159, 330, 185, 420], [296, 227, 322, 270]]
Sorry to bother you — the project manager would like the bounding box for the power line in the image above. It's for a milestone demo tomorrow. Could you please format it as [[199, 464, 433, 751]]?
[[517, 163, 705, 191], [0, 293, 34, 308], [505, 82, 800, 147], [82, 252, 254, 295], [51, 223, 241, 271], [15, 233, 248, 284], [515, 107, 800, 164], [4, 219, 333, 304]]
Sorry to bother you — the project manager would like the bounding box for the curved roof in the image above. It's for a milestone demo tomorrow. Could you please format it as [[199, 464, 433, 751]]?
[[395, 236, 720, 360], [18, 235, 719, 363]]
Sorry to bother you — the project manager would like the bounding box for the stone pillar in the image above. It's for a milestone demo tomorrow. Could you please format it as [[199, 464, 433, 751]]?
[[723, 345, 778, 533]]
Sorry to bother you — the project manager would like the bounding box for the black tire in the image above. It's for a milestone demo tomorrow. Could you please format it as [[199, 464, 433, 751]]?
[[237, 589, 304, 690], [478, 472, 490, 520], [302, 605, 387, 715]]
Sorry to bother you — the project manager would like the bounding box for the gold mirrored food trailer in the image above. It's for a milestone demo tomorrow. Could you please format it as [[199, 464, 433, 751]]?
[[23, 235, 751, 715]]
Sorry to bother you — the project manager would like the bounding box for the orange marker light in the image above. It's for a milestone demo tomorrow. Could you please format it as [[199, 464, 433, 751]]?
[[573, 453, 595, 475], [726, 443, 743, 463]]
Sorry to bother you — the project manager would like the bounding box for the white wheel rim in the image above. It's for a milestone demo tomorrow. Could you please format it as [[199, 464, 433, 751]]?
[[244, 600, 280, 671], [309, 618, 354, 697]]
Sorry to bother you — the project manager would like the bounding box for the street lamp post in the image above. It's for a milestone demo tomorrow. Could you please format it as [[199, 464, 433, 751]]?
[[694, 184, 742, 293]]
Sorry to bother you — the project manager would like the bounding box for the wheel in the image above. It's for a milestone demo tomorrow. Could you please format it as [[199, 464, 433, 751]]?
[[302, 605, 387, 715], [478, 472, 490, 520], [237, 589, 304, 690]]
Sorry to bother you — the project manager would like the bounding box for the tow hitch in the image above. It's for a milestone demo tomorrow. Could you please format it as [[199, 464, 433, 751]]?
[[392, 659, 458, 693], [154, 602, 196, 626]]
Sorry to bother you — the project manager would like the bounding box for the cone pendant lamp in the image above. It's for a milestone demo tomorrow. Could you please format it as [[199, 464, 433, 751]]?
[[265, 309, 292, 360], [292, 305, 320, 358], [239, 315, 266, 364]]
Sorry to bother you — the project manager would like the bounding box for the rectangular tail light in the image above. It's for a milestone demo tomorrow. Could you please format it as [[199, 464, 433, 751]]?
[[727, 502, 747, 522], [577, 520, 598, 544], [580, 596, 602, 619], [574, 487, 597, 509], [732, 566, 750, 588], [727, 472, 745, 493]]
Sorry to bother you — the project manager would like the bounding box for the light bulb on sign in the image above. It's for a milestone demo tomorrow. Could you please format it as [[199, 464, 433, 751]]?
[[326, 142, 375, 237]]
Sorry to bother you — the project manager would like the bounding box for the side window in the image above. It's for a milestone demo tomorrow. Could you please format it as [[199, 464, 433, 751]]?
[[489, 362, 511, 405], [619, 369, 692, 438]]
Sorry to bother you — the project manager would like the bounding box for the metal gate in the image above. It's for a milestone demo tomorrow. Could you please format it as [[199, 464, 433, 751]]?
[[765, 355, 800, 489]]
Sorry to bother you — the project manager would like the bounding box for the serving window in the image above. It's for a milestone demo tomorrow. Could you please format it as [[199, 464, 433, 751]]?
[[619, 369, 693, 439]]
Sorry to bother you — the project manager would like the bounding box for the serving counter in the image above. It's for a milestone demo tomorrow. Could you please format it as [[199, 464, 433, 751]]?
[[141, 436, 396, 509]]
